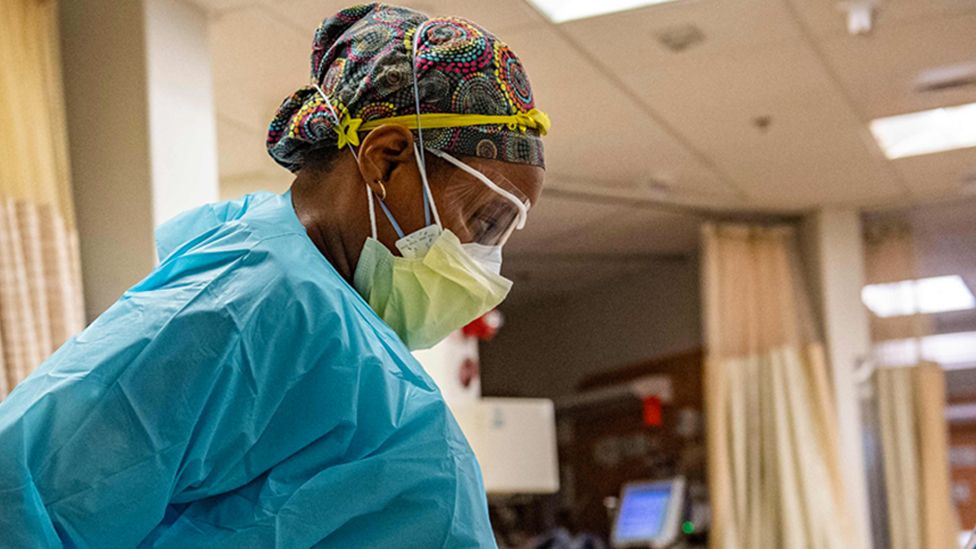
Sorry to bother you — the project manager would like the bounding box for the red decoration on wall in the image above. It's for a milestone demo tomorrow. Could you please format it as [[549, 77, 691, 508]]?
[[461, 309, 504, 341], [642, 396, 663, 427], [459, 358, 479, 388]]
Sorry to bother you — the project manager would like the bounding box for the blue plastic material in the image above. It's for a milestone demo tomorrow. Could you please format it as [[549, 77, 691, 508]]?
[[0, 192, 496, 548]]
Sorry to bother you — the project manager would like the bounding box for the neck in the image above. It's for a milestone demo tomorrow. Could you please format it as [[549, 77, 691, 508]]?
[[290, 163, 370, 284]]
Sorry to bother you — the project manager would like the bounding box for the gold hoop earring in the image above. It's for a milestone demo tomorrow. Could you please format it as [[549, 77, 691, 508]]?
[[370, 179, 387, 201]]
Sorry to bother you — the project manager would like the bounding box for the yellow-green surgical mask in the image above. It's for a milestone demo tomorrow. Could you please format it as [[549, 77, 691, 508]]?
[[353, 227, 512, 350], [351, 141, 522, 350]]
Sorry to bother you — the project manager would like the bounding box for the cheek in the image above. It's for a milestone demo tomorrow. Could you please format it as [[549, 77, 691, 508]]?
[[430, 175, 474, 241], [440, 207, 474, 242]]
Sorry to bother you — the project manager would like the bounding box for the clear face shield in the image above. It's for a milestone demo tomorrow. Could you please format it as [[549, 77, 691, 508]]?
[[311, 86, 530, 252], [426, 147, 529, 248]]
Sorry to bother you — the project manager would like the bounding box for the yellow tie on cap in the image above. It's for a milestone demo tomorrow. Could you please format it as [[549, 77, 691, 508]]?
[[333, 108, 551, 149]]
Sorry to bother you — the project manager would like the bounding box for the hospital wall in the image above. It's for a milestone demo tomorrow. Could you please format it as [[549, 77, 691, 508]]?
[[481, 257, 701, 399], [61, 0, 218, 320]]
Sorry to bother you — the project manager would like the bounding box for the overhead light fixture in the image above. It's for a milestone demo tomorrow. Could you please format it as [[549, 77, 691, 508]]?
[[870, 102, 976, 159], [862, 275, 976, 318], [525, 0, 681, 23], [874, 331, 976, 370]]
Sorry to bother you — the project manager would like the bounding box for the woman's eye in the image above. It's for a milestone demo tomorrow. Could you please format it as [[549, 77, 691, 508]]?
[[472, 215, 498, 239]]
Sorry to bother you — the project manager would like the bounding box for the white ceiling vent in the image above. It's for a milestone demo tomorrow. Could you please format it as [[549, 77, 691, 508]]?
[[837, 0, 877, 36], [655, 24, 705, 53], [916, 63, 976, 93]]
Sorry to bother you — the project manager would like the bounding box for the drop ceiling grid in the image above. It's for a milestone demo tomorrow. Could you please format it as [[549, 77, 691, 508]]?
[[562, 0, 913, 208], [500, 25, 738, 200]]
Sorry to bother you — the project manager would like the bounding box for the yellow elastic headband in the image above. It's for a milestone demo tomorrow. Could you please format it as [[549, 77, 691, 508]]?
[[334, 108, 551, 149]]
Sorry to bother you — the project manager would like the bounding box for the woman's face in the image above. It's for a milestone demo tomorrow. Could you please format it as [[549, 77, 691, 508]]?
[[429, 155, 545, 247], [347, 125, 545, 256]]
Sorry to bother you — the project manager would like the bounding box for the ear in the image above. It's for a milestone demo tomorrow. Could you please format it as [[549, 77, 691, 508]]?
[[357, 124, 415, 194]]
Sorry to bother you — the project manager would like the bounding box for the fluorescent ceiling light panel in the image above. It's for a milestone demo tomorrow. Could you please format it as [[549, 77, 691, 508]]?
[[874, 331, 976, 370], [526, 0, 681, 23], [870, 102, 976, 159], [861, 275, 975, 318]]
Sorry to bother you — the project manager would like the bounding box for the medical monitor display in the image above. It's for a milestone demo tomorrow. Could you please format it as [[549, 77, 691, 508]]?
[[614, 484, 672, 542]]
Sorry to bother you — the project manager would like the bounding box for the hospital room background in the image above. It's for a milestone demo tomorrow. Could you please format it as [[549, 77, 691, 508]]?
[[2, 0, 976, 547]]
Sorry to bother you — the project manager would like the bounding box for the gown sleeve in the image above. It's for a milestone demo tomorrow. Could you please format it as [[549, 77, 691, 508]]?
[[0, 231, 265, 547]]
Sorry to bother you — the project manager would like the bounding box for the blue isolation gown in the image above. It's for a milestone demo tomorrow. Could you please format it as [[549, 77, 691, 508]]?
[[0, 192, 496, 548]]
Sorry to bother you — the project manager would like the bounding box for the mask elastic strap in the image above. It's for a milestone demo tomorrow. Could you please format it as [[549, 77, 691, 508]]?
[[414, 143, 442, 228], [365, 185, 378, 239], [426, 148, 529, 230], [410, 22, 442, 230], [411, 21, 428, 174], [377, 198, 406, 239], [317, 82, 406, 240]]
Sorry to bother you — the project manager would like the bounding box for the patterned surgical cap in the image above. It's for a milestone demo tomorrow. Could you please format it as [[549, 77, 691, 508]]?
[[266, 3, 546, 172]]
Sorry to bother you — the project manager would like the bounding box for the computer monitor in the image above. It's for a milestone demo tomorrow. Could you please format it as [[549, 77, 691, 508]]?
[[611, 477, 686, 548]]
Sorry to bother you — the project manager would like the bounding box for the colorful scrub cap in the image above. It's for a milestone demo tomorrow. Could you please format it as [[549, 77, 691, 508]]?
[[266, 3, 549, 173]]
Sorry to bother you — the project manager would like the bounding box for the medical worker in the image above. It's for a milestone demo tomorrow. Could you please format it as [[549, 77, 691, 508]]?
[[0, 4, 548, 547]]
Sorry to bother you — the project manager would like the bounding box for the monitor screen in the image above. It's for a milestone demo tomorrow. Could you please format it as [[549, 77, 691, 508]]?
[[614, 484, 673, 542]]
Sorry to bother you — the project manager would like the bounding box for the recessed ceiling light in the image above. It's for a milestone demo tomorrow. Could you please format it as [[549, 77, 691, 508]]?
[[869, 102, 976, 159], [861, 275, 976, 318], [525, 0, 681, 23]]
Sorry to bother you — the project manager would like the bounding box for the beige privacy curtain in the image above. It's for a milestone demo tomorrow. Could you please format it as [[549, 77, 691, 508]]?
[[0, 0, 85, 396], [876, 365, 956, 549], [864, 224, 957, 549], [702, 224, 858, 549]]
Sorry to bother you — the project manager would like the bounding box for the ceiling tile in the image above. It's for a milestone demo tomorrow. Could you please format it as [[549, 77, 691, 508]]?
[[564, 0, 800, 65], [409, 0, 547, 33], [890, 147, 976, 199], [816, 13, 976, 119], [574, 20, 907, 208], [500, 25, 739, 201], [264, 0, 545, 37], [787, 0, 976, 39]]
